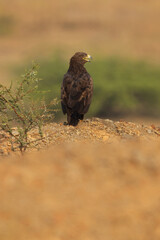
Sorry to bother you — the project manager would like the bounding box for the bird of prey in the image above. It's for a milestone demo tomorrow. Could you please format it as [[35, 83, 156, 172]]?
[[61, 52, 93, 126]]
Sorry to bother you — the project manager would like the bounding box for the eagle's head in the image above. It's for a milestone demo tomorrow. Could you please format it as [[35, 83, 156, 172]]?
[[70, 52, 92, 66]]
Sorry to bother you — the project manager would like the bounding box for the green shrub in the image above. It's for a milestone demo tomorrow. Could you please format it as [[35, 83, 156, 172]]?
[[87, 57, 160, 117], [14, 55, 160, 119], [0, 63, 57, 152]]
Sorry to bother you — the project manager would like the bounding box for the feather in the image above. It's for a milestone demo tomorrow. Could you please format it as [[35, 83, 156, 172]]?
[[61, 52, 93, 126]]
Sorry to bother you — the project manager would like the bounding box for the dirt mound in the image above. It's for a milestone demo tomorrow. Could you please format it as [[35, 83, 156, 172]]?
[[0, 118, 160, 240], [0, 118, 160, 155]]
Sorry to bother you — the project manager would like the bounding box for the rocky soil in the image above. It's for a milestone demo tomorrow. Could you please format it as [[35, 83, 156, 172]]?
[[0, 118, 160, 240], [0, 118, 160, 155]]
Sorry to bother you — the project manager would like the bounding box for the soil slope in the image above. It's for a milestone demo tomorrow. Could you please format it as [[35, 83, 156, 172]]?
[[0, 118, 160, 240], [0, 118, 160, 155]]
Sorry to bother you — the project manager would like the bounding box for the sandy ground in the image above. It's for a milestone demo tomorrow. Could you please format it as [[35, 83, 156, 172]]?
[[0, 118, 160, 239]]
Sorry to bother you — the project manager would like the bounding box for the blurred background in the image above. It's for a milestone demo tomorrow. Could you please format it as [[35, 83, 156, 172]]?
[[1, 2, 160, 239], [0, 0, 160, 121]]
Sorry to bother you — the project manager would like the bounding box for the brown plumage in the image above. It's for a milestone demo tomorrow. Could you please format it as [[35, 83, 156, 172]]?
[[61, 52, 93, 126]]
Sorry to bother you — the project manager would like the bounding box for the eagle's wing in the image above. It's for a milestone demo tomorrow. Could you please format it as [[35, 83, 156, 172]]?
[[61, 72, 93, 115], [61, 73, 74, 114]]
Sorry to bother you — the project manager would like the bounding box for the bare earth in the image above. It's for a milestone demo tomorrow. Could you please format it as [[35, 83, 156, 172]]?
[[0, 118, 160, 239], [0, 118, 160, 155]]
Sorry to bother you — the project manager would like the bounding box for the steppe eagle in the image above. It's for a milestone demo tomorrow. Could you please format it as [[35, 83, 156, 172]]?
[[61, 52, 93, 126]]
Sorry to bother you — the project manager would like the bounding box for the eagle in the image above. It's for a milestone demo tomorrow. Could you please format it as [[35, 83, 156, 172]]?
[[61, 52, 93, 126]]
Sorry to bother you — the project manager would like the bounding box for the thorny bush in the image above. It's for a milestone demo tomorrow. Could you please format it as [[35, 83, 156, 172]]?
[[0, 63, 58, 152]]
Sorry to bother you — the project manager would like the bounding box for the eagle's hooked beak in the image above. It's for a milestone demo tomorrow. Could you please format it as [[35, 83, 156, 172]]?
[[83, 55, 92, 62]]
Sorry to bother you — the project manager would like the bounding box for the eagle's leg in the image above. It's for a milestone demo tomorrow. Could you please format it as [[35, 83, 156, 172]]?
[[68, 112, 79, 126], [67, 114, 71, 125], [79, 114, 84, 120]]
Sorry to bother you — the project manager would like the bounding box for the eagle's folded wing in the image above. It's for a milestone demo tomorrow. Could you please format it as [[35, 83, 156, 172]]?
[[61, 73, 93, 114]]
